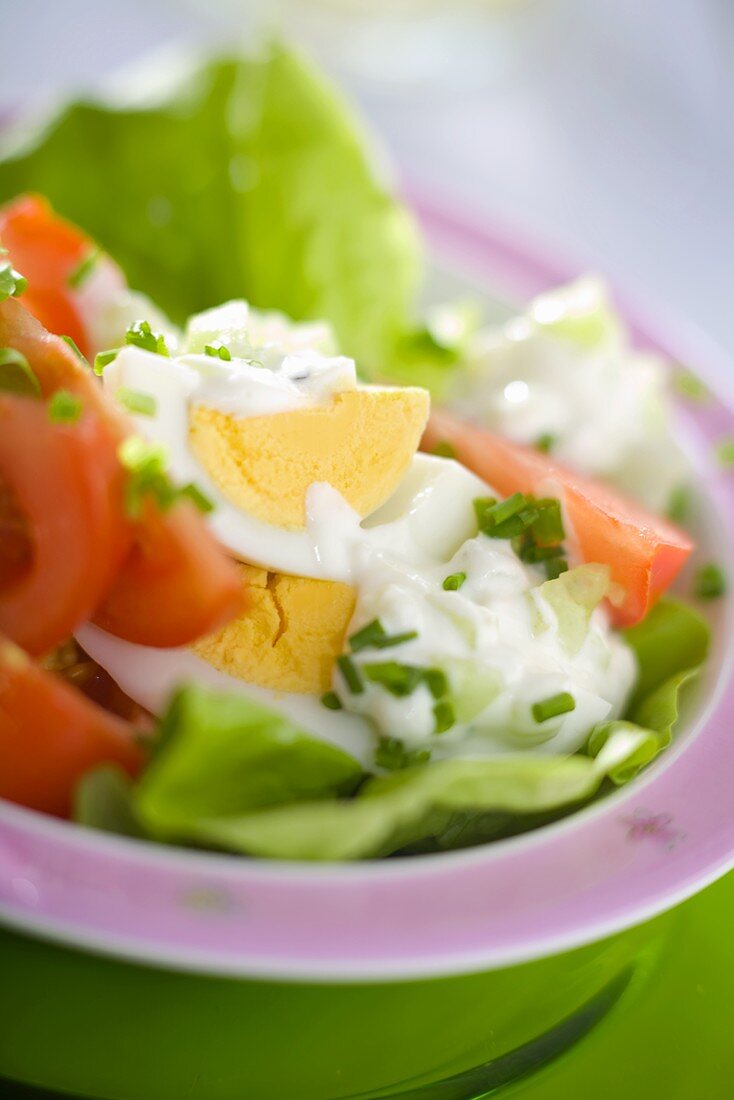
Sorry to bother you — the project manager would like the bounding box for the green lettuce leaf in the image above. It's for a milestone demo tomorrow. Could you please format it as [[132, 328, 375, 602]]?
[[73, 596, 711, 861], [75, 764, 144, 838], [133, 686, 363, 841], [173, 725, 659, 861], [0, 44, 421, 373], [624, 596, 710, 706]]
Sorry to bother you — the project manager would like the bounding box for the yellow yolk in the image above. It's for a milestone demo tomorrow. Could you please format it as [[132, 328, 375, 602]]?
[[192, 563, 356, 694], [188, 387, 429, 529]]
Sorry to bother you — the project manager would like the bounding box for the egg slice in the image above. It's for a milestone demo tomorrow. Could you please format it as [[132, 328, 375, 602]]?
[[192, 564, 355, 694], [189, 386, 429, 530], [105, 346, 429, 578]]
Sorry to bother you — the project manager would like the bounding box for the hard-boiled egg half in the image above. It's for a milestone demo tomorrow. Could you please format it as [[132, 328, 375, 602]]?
[[80, 301, 636, 775]]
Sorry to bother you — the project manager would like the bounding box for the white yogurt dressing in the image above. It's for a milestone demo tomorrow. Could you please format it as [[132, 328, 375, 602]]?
[[450, 277, 685, 511], [84, 296, 638, 770]]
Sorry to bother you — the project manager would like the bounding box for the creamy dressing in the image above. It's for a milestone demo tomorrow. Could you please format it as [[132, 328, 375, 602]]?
[[450, 277, 685, 511], [88, 295, 638, 771]]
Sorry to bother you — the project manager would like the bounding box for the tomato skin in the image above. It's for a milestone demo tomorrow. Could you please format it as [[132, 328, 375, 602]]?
[[0, 194, 93, 356], [1, 299, 244, 648], [0, 395, 132, 656], [0, 638, 143, 817], [423, 410, 693, 627], [95, 499, 245, 648]]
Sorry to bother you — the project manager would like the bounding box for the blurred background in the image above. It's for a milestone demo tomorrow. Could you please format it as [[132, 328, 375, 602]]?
[[2, 0, 731, 355]]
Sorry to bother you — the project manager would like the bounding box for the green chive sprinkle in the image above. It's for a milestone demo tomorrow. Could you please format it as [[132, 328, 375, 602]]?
[[544, 558, 569, 580], [443, 571, 467, 591], [374, 737, 430, 772], [0, 260, 27, 302], [116, 387, 157, 417], [348, 618, 418, 652], [118, 436, 176, 518], [180, 482, 215, 514], [0, 347, 40, 397], [363, 662, 423, 697], [433, 699, 455, 734], [61, 334, 87, 361], [473, 496, 498, 528], [321, 691, 343, 711], [204, 342, 232, 361], [715, 438, 734, 469], [125, 320, 169, 357], [673, 369, 709, 403], [94, 348, 120, 376], [532, 692, 576, 723], [67, 247, 100, 289], [337, 655, 364, 694], [432, 440, 456, 459], [530, 499, 565, 545], [694, 563, 727, 600], [423, 668, 449, 699], [535, 432, 556, 454], [48, 390, 83, 424], [666, 485, 692, 525]]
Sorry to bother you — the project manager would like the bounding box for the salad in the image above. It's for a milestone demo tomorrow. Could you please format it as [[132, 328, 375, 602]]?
[[0, 44, 717, 861]]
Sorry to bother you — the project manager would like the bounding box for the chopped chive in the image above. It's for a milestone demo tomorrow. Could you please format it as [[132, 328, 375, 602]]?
[[484, 492, 528, 527], [0, 347, 40, 397], [204, 342, 232, 361], [180, 482, 215, 514], [489, 506, 540, 539], [374, 737, 431, 772], [348, 618, 418, 652], [337, 654, 364, 694], [61, 334, 86, 361], [535, 432, 556, 454], [125, 320, 169, 357], [443, 571, 467, 591], [694, 563, 727, 600], [515, 540, 564, 564], [0, 260, 27, 302], [432, 440, 456, 459], [544, 557, 569, 580], [67, 246, 100, 289], [118, 436, 176, 518], [473, 496, 498, 528], [423, 668, 449, 699], [48, 390, 83, 424], [94, 348, 120, 376], [433, 700, 455, 734], [363, 661, 423, 697], [321, 691, 343, 711], [532, 692, 576, 723], [530, 498, 565, 545], [673, 369, 709, 403], [116, 387, 157, 417], [666, 485, 692, 525], [715, 438, 734, 469]]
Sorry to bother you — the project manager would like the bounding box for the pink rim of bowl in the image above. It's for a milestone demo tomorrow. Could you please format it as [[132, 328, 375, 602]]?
[[1, 191, 733, 983]]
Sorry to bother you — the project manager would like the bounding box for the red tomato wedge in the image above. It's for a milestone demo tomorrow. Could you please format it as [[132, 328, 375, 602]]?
[[0, 637, 144, 816], [0, 194, 96, 358], [94, 499, 245, 648], [0, 395, 132, 656], [423, 410, 693, 627], [0, 299, 244, 648]]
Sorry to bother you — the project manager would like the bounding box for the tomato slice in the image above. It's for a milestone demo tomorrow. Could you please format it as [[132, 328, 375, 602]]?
[[0, 395, 132, 656], [0, 637, 143, 816], [1, 299, 244, 648], [423, 410, 693, 627], [94, 499, 245, 648], [0, 194, 94, 357]]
